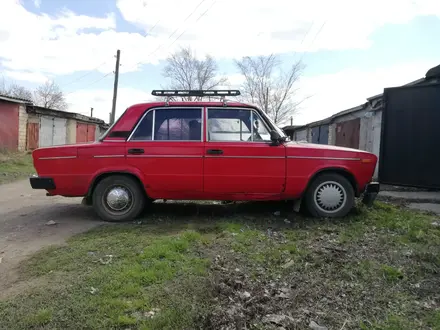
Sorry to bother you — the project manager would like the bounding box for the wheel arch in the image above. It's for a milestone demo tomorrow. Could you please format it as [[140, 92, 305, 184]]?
[[86, 171, 148, 202], [304, 167, 359, 198]]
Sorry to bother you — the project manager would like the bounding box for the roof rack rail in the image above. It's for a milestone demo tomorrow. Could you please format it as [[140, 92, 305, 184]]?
[[151, 90, 241, 97]]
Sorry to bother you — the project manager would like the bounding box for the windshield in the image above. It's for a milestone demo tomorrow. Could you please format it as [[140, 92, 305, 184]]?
[[257, 108, 287, 139]]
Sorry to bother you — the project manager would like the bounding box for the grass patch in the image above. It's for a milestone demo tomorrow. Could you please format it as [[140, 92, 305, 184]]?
[[0, 151, 34, 183], [1, 226, 211, 329], [1, 201, 439, 329]]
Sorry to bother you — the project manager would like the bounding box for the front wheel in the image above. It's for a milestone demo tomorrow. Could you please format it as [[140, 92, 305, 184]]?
[[305, 173, 355, 218], [92, 175, 146, 222]]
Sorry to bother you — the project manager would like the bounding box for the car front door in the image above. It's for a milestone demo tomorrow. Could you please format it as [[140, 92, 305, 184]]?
[[126, 107, 204, 196], [203, 107, 286, 196]]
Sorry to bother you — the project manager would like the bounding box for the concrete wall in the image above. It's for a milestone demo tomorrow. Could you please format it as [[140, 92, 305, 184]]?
[[0, 102, 19, 150], [66, 119, 77, 144], [18, 104, 28, 151], [371, 110, 382, 179], [327, 107, 382, 179], [328, 123, 336, 145]]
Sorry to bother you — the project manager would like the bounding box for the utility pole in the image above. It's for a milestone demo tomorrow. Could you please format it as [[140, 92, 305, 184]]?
[[90, 107, 94, 117], [110, 49, 121, 125]]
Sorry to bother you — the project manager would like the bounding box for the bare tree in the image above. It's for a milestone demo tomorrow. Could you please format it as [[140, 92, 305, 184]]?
[[0, 80, 33, 101], [235, 54, 304, 124], [34, 81, 68, 110], [162, 46, 228, 100]]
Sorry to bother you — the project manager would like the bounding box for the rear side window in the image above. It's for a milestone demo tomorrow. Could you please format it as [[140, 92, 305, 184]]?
[[130, 108, 202, 141], [155, 108, 202, 141], [130, 110, 153, 141]]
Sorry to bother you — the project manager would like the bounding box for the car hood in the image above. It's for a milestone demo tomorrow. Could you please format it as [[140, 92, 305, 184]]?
[[284, 141, 374, 158]]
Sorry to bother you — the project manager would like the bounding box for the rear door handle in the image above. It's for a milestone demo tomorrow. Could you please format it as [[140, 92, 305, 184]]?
[[207, 149, 223, 155], [128, 148, 144, 155]]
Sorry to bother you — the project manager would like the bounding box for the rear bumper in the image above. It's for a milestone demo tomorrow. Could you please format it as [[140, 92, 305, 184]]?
[[362, 182, 380, 206], [29, 176, 56, 190]]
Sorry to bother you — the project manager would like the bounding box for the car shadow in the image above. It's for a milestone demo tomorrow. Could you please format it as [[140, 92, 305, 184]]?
[[135, 200, 361, 233]]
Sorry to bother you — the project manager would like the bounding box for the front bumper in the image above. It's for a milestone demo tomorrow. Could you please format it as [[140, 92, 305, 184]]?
[[29, 176, 56, 190], [361, 182, 380, 206]]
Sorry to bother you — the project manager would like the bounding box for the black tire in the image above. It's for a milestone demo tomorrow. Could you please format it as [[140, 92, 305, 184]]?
[[305, 173, 355, 218], [92, 175, 146, 222]]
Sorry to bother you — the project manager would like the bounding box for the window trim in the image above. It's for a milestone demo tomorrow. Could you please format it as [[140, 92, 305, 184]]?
[[127, 106, 204, 142], [206, 107, 272, 143]]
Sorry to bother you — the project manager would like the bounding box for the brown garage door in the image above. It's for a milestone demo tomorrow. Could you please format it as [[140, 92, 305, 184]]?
[[27, 122, 39, 150], [335, 118, 360, 149]]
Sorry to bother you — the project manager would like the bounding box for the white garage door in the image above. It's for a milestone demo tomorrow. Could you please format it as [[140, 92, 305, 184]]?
[[39, 117, 67, 147], [53, 118, 67, 145], [40, 117, 53, 148], [295, 130, 308, 141]]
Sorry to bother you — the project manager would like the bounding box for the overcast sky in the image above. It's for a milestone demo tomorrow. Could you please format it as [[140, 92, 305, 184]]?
[[0, 0, 439, 125]]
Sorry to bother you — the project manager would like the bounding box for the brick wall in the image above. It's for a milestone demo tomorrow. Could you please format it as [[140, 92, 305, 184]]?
[[18, 105, 29, 151]]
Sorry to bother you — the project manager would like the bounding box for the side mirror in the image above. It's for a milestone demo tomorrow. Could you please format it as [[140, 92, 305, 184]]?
[[270, 130, 281, 142]]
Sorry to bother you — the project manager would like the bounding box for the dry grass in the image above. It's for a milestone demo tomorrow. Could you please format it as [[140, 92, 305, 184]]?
[[0, 150, 34, 184]]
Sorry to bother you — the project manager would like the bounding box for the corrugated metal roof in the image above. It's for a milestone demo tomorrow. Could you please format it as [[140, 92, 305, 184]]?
[[27, 105, 106, 126], [0, 93, 33, 104]]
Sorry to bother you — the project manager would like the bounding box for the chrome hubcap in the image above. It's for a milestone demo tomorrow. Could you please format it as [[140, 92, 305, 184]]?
[[314, 181, 346, 213], [105, 186, 131, 211]]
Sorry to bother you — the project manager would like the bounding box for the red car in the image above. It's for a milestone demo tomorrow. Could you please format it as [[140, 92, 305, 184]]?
[[30, 90, 379, 221]]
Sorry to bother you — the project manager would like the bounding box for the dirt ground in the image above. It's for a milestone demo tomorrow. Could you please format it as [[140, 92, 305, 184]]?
[[0, 180, 103, 298]]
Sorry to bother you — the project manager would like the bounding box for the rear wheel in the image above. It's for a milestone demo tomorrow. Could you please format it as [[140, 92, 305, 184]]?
[[305, 173, 355, 218], [92, 175, 146, 222]]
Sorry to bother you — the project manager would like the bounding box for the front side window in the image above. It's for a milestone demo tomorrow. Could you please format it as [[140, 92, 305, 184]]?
[[130, 108, 202, 141], [208, 108, 271, 142], [251, 111, 271, 141]]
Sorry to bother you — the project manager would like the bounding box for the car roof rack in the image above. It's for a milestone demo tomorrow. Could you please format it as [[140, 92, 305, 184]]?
[[151, 89, 241, 107]]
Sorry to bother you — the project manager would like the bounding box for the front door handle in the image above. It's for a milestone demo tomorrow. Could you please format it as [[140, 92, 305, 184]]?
[[207, 149, 223, 155], [128, 148, 144, 155]]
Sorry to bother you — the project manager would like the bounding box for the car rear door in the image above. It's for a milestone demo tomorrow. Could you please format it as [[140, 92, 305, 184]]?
[[126, 107, 204, 195], [203, 107, 286, 196]]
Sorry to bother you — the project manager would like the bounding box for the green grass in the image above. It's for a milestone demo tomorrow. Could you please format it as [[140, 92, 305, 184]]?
[[1, 201, 439, 329], [0, 151, 34, 183]]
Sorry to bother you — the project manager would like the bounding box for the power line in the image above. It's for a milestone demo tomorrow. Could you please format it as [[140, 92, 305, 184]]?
[[122, 0, 213, 74], [299, 21, 327, 62], [65, 71, 113, 95], [61, 60, 109, 88]]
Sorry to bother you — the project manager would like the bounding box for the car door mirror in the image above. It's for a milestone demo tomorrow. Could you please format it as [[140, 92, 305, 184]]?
[[270, 130, 281, 141]]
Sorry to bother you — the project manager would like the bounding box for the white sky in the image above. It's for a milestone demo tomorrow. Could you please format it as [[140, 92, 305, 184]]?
[[0, 0, 439, 124]]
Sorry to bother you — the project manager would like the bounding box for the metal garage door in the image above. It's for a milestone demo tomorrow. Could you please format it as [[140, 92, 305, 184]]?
[[87, 125, 96, 142], [39, 117, 67, 147], [379, 83, 440, 188], [319, 124, 329, 144], [311, 127, 320, 143], [27, 123, 39, 150], [39, 117, 53, 147], [76, 123, 97, 143], [335, 118, 360, 149], [295, 130, 308, 141], [311, 125, 329, 144], [53, 118, 67, 145]]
